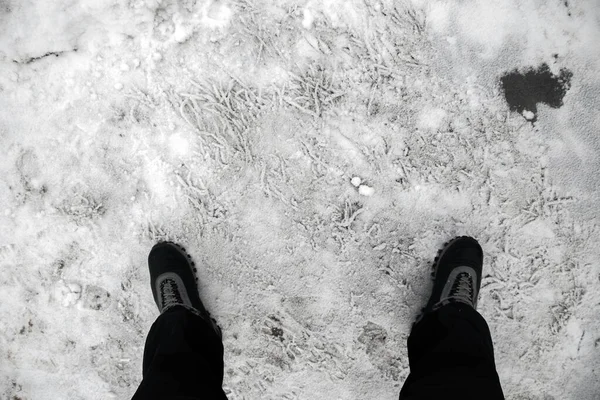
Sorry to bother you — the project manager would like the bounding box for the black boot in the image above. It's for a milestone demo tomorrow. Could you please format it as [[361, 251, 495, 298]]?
[[148, 241, 221, 338], [400, 236, 504, 400], [416, 236, 483, 323]]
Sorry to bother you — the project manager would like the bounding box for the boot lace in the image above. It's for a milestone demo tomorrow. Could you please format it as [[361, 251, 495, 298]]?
[[449, 272, 474, 306], [161, 278, 183, 308]]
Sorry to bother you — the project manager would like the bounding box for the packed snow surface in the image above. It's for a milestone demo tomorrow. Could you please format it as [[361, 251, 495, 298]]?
[[0, 0, 599, 399]]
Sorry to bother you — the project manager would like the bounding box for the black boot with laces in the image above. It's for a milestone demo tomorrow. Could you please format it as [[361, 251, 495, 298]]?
[[148, 241, 222, 338], [416, 236, 483, 322]]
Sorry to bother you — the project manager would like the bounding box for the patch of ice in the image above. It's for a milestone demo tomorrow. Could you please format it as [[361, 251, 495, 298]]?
[[523, 110, 535, 120], [521, 219, 556, 239], [169, 133, 191, 156], [456, 1, 524, 59], [428, 2, 451, 33], [173, 22, 194, 44], [373, 243, 387, 251], [565, 318, 583, 357], [201, 1, 233, 29], [310, 0, 364, 29], [351, 177, 362, 187], [358, 185, 374, 196], [302, 8, 315, 29], [295, 34, 322, 61], [55, 280, 82, 307], [417, 107, 448, 130]]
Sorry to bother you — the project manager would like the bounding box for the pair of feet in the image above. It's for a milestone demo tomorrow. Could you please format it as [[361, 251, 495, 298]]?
[[148, 236, 483, 335]]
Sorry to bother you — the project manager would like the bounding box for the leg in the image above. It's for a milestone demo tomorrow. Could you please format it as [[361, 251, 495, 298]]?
[[399, 303, 504, 399], [132, 306, 227, 400], [133, 242, 227, 399], [399, 236, 504, 399]]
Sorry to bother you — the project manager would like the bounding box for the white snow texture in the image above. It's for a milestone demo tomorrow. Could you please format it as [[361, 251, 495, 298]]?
[[0, 0, 599, 399]]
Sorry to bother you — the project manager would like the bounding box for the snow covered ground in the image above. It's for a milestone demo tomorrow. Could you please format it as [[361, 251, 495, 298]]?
[[0, 0, 599, 398]]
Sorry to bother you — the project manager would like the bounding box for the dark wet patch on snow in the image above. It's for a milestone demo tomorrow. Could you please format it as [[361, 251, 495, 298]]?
[[500, 63, 572, 123], [270, 326, 284, 340]]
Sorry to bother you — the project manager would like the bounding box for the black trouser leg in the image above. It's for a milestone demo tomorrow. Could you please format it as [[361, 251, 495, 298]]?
[[399, 303, 504, 400], [132, 306, 227, 400]]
